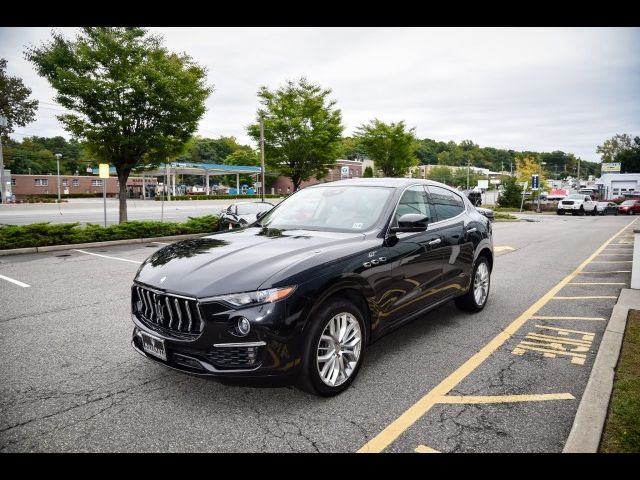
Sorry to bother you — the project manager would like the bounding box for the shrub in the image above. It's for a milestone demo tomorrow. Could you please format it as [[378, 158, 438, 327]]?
[[0, 215, 219, 250]]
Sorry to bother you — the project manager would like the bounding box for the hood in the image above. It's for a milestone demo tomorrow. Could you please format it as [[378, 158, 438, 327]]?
[[135, 227, 365, 298]]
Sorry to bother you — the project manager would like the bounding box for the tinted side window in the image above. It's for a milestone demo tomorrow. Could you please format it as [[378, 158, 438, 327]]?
[[427, 186, 465, 222], [393, 186, 435, 226]]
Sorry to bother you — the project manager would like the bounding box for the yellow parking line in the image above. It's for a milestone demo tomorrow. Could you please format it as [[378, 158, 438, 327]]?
[[436, 393, 575, 404], [415, 445, 440, 453], [530, 316, 606, 321], [551, 296, 617, 300], [357, 218, 638, 453]]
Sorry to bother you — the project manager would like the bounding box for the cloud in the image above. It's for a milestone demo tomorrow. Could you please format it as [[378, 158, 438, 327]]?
[[1, 27, 638, 162]]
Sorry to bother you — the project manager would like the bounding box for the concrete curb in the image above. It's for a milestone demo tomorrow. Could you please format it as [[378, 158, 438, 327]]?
[[0, 232, 211, 256], [563, 288, 640, 452]]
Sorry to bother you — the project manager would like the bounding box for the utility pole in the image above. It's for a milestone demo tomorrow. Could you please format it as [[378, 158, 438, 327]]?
[[466, 158, 471, 190], [55, 153, 62, 214], [259, 114, 265, 202], [577, 157, 581, 187]]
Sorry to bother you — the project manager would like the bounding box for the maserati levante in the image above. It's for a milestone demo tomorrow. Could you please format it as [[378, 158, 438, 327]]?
[[131, 178, 493, 396]]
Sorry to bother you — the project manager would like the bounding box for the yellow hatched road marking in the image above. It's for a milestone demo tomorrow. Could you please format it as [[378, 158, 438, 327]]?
[[590, 260, 632, 263], [436, 393, 575, 404], [568, 282, 626, 285], [530, 315, 606, 321], [415, 445, 440, 453], [551, 296, 617, 299], [357, 217, 638, 453], [578, 271, 631, 274]]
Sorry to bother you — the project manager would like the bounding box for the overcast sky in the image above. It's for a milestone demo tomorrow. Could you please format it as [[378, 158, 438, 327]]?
[[1, 27, 639, 162]]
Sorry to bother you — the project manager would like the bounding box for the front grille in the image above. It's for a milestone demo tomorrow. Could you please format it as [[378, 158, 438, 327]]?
[[207, 345, 261, 368], [133, 285, 204, 335], [561, 200, 574, 205]]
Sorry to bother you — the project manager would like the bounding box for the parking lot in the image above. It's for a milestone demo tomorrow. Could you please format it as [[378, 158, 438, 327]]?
[[0, 213, 636, 452]]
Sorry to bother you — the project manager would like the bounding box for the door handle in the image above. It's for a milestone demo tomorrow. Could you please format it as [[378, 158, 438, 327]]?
[[428, 238, 441, 246], [466, 227, 477, 233]]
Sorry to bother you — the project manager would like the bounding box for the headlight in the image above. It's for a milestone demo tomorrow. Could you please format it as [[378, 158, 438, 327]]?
[[201, 286, 296, 307]]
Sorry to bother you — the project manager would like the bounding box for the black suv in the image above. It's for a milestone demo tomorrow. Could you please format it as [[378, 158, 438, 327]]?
[[131, 178, 493, 396]]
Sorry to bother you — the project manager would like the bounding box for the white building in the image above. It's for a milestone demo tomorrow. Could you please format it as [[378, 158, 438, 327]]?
[[596, 173, 640, 199]]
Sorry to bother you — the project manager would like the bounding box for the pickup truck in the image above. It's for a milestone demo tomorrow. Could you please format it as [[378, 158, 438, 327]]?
[[557, 194, 597, 215]]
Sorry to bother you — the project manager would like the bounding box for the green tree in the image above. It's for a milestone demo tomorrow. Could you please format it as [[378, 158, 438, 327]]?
[[597, 134, 634, 162], [354, 119, 418, 177], [427, 166, 453, 185], [26, 27, 212, 222], [247, 78, 343, 191], [498, 176, 523, 208], [339, 136, 367, 160], [617, 136, 640, 173], [0, 58, 38, 139], [363, 165, 374, 178]]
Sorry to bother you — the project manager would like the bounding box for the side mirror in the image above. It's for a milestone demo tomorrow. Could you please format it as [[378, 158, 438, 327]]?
[[389, 214, 429, 234], [256, 210, 268, 220]]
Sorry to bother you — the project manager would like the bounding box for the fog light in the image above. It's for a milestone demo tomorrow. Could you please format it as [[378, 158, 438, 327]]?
[[236, 317, 251, 336]]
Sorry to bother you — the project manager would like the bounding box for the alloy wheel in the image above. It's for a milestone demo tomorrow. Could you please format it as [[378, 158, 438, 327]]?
[[474, 262, 490, 306], [316, 312, 362, 387]]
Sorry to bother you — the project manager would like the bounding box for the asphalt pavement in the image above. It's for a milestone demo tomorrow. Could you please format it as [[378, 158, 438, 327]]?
[[0, 213, 635, 452]]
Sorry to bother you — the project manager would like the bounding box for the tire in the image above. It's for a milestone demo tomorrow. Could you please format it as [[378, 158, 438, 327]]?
[[455, 256, 491, 312], [592, 208, 597, 216], [557, 210, 565, 215], [629, 210, 634, 215], [579, 206, 585, 216], [297, 297, 366, 397]]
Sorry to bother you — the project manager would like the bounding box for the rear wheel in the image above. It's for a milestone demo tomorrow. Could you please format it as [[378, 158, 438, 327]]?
[[297, 298, 365, 396], [629, 210, 634, 215], [455, 256, 491, 312]]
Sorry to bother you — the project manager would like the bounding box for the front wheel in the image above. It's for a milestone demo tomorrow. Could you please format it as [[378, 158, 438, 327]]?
[[297, 298, 366, 396], [455, 256, 491, 312], [557, 210, 565, 215], [629, 210, 634, 215]]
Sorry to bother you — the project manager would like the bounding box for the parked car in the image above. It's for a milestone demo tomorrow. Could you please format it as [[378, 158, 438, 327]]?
[[618, 200, 640, 215], [130, 179, 493, 396], [556, 194, 597, 216], [596, 202, 619, 216], [218, 201, 274, 230], [464, 189, 482, 207]]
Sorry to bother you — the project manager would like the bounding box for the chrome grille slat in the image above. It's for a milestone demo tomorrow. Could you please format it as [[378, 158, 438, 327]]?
[[173, 298, 182, 330], [165, 297, 174, 328], [185, 300, 193, 332], [134, 285, 203, 335]]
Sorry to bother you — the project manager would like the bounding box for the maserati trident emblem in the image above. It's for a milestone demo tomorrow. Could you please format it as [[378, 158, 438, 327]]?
[[155, 300, 164, 322], [160, 276, 167, 283]]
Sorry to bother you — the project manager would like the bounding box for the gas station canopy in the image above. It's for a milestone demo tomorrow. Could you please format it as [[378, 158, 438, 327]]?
[[92, 162, 262, 176]]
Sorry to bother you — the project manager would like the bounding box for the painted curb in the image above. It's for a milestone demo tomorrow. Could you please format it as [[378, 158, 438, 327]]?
[[563, 288, 640, 452], [0, 232, 211, 256]]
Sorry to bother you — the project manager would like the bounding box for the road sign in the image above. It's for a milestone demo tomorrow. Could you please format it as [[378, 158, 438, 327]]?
[[477, 179, 489, 189], [99, 164, 110, 179], [532, 174, 539, 189], [601, 162, 621, 173], [341, 166, 349, 178]]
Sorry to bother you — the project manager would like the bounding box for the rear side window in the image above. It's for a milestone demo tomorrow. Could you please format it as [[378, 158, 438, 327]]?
[[427, 185, 465, 222]]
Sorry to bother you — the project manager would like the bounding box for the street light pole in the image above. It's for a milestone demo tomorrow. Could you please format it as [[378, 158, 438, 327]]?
[[259, 114, 266, 202]]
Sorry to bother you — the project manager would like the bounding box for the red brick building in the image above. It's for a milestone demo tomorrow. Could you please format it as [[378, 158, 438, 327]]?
[[270, 159, 363, 194], [10, 174, 156, 199]]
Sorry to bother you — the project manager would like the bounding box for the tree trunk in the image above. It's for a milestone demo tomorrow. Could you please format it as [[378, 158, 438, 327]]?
[[116, 166, 132, 223], [292, 175, 301, 192]]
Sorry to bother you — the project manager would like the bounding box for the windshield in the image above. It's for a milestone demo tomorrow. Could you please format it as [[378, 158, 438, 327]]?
[[621, 200, 636, 206], [236, 203, 272, 215], [258, 186, 393, 232], [565, 194, 585, 200]]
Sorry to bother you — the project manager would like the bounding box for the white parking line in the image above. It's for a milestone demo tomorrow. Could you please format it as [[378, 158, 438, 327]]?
[[73, 249, 143, 264], [0, 274, 31, 288], [151, 241, 169, 245]]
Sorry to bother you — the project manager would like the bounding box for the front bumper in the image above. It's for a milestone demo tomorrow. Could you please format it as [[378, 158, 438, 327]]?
[[130, 295, 304, 381], [558, 204, 582, 210]]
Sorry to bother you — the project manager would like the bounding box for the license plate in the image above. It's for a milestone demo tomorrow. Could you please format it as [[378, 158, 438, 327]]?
[[141, 332, 167, 361]]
